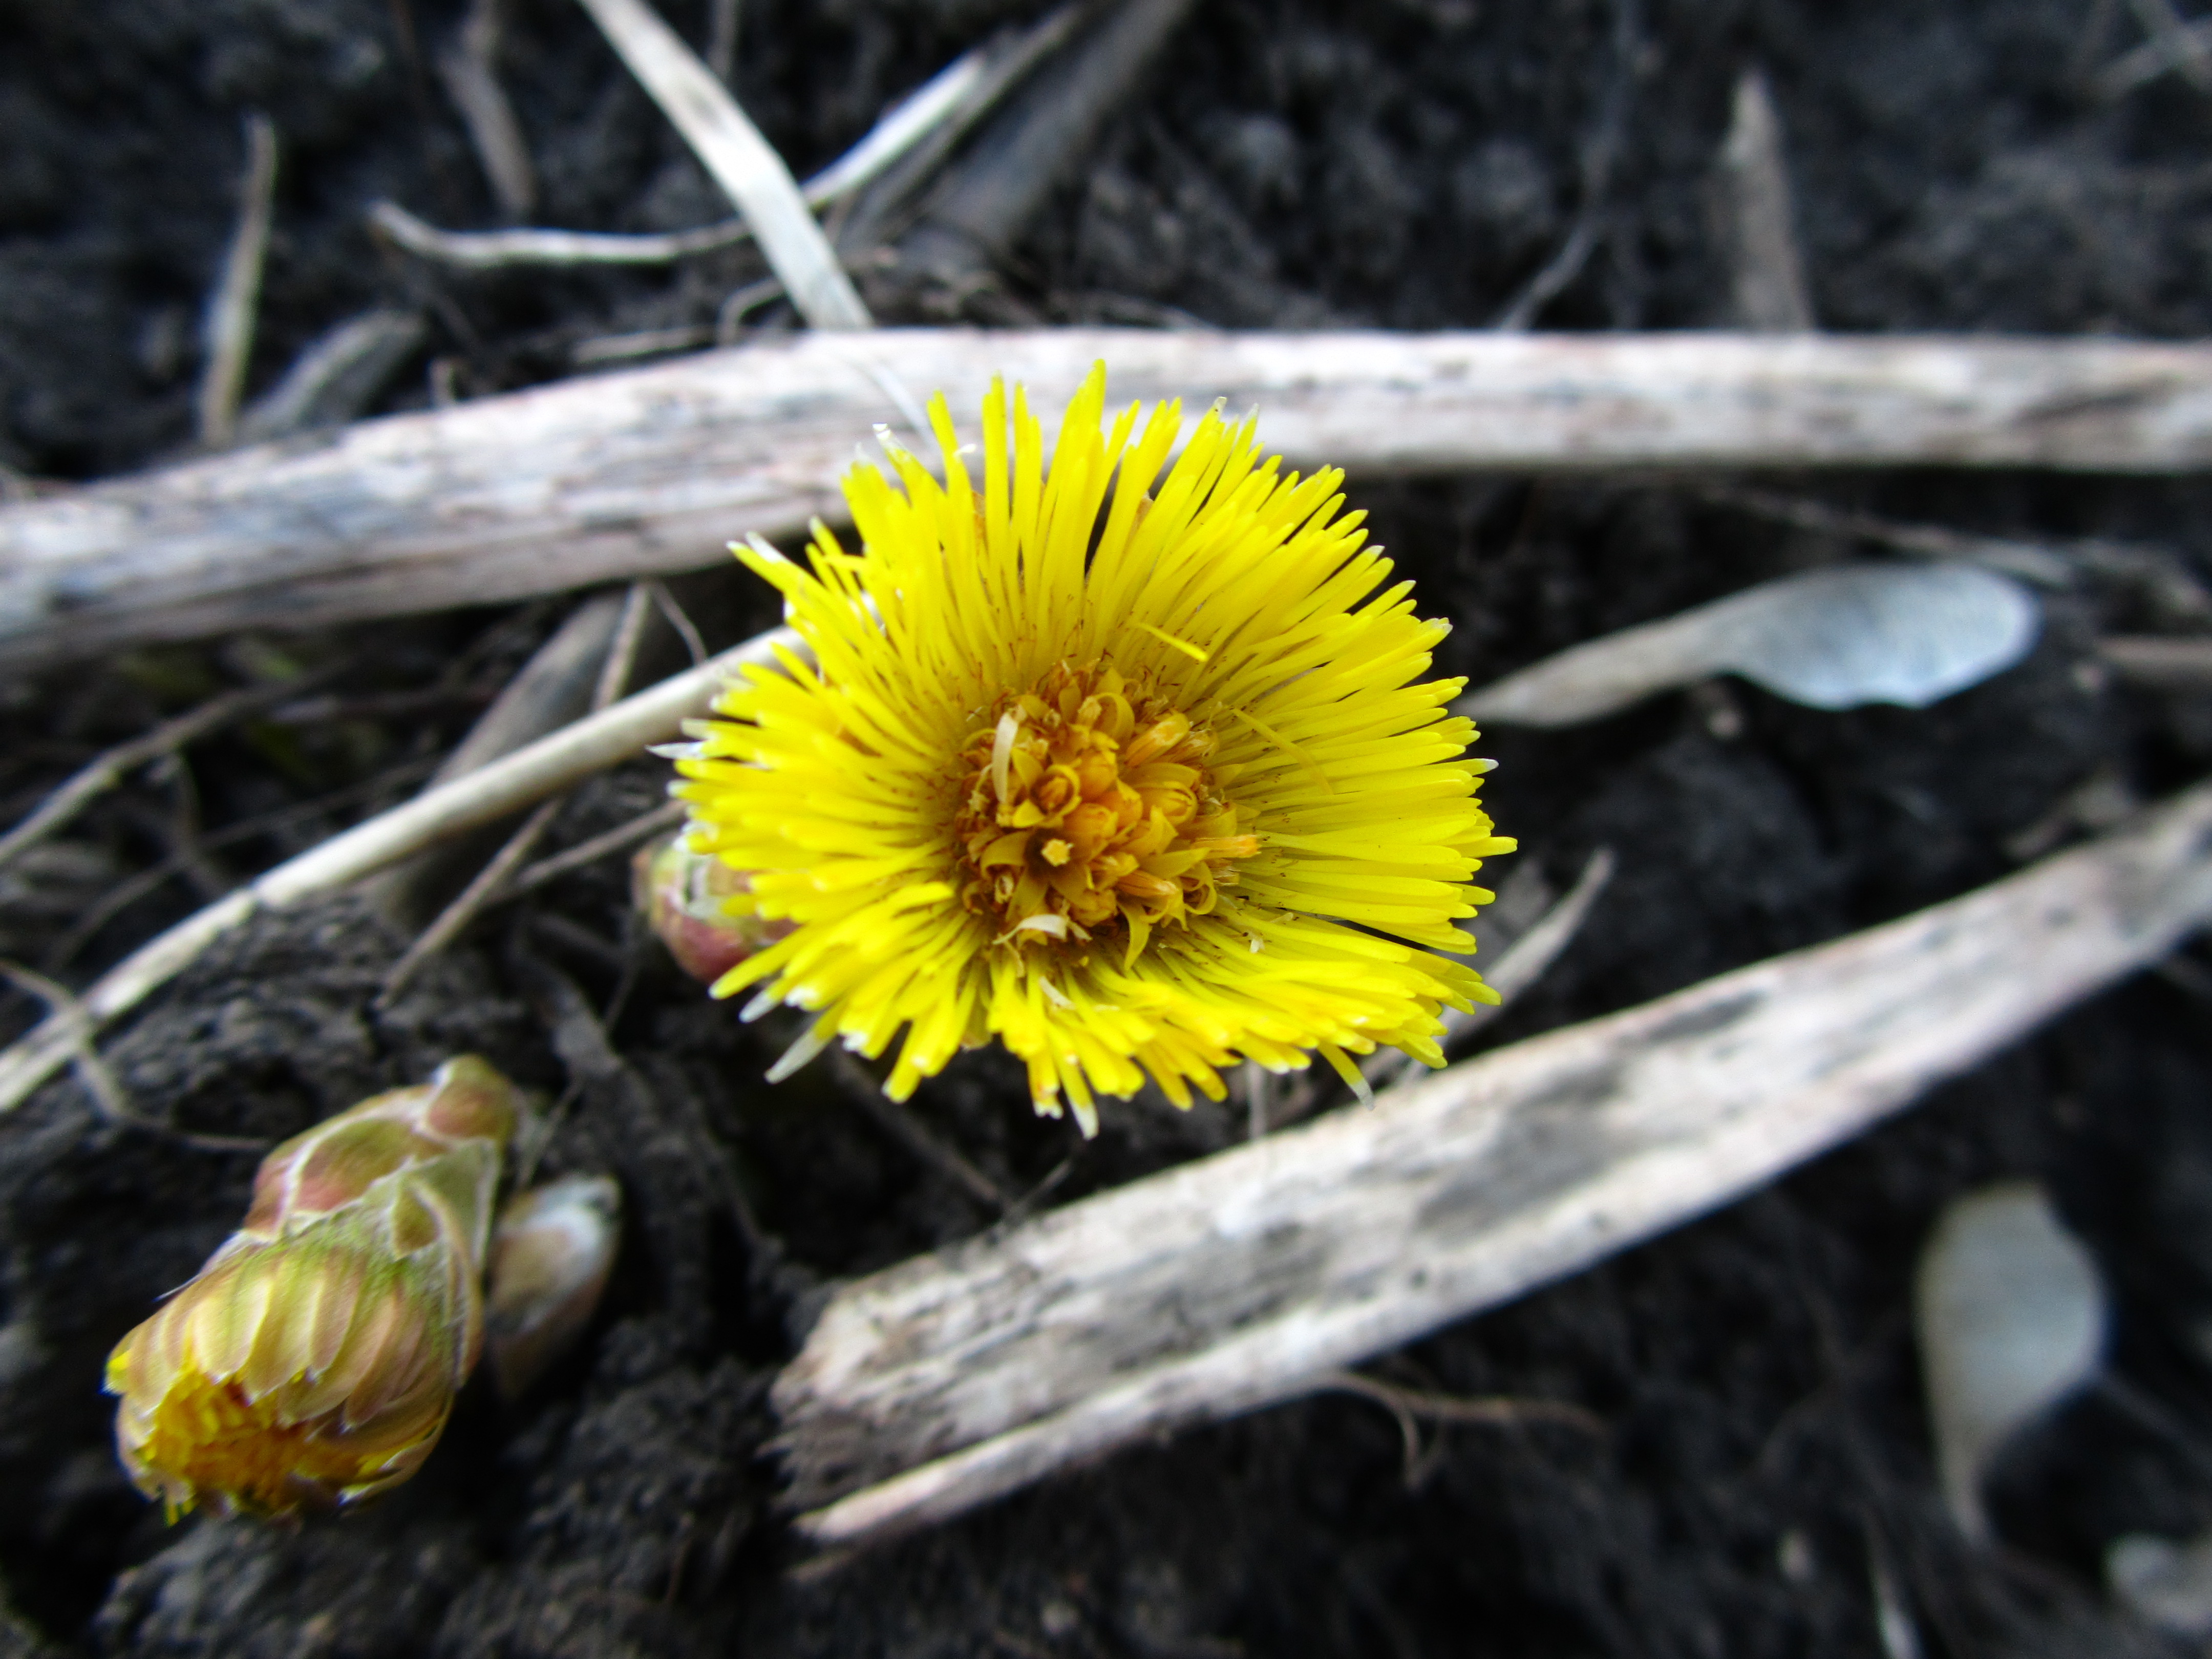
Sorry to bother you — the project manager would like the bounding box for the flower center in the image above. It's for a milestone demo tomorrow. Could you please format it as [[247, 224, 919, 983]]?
[[953, 663, 1260, 955]]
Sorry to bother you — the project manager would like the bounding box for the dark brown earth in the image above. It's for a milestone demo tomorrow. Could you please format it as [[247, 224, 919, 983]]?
[[7, 0, 2212, 1653]]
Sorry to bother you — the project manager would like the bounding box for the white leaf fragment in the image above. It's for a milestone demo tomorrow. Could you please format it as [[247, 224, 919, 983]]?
[[1461, 562, 2040, 726], [1912, 1180, 2107, 1540]]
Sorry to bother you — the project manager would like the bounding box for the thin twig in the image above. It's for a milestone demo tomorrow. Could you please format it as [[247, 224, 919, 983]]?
[[381, 584, 655, 1001], [571, 325, 717, 366], [2095, 12, 2212, 96], [2099, 634, 2212, 689], [593, 584, 654, 708], [830, 1048, 1010, 1211], [646, 581, 708, 666], [1492, 0, 1637, 330], [369, 16, 1066, 273], [0, 666, 346, 877], [1317, 1369, 1608, 1436], [437, 0, 537, 219], [43, 754, 443, 971], [197, 114, 279, 448], [504, 799, 686, 900], [379, 796, 563, 1003], [0, 628, 794, 1114], [370, 201, 753, 269], [0, 963, 265, 1151], [573, 0, 870, 328], [1318, 1367, 1606, 1484], [2127, 0, 2212, 91]]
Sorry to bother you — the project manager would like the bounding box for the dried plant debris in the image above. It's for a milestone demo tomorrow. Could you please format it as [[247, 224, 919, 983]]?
[[1913, 1182, 2108, 1541], [1462, 562, 2041, 727]]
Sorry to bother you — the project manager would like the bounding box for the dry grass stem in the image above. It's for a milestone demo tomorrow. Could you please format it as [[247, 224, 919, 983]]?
[[505, 799, 686, 900], [2099, 635, 2212, 689], [573, 0, 870, 328], [0, 628, 794, 1115], [381, 583, 655, 1000], [196, 114, 278, 448], [0, 666, 345, 877], [437, 0, 537, 220]]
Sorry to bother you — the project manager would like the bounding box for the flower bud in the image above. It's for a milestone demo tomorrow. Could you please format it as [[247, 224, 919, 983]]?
[[484, 1174, 622, 1400], [632, 833, 792, 984], [104, 1056, 519, 1518]]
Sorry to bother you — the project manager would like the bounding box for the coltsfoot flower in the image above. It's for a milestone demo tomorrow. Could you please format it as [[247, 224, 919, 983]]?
[[671, 365, 1514, 1133], [105, 1056, 519, 1518], [632, 832, 794, 984]]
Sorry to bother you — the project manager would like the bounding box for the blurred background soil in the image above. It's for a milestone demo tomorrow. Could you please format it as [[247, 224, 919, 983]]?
[[6, 0, 2212, 1653]]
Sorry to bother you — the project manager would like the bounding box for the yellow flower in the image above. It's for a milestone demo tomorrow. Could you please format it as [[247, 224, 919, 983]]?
[[672, 365, 1514, 1133], [105, 1057, 518, 1518]]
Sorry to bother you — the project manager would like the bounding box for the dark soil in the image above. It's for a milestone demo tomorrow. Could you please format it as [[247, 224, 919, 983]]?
[[6, 0, 2212, 1654]]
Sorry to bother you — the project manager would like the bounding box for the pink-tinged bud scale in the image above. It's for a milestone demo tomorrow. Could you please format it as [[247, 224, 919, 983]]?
[[104, 1056, 520, 1519], [484, 1174, 623, 1400], [633, 833, 793, 985]]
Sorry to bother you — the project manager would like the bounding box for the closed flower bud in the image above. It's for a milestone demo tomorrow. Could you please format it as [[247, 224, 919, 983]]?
[[632, 833, 792, 985], [484, 1174, 622, 1400], [104, 1056, 519, 1519]]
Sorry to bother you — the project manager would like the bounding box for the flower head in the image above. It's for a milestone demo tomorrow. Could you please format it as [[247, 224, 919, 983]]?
[[105, 1057, 518, 1518], [672, 365, 1514, 1133]]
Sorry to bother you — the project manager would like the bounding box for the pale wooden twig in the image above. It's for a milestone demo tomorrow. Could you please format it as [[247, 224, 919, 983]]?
[[0, 627, 793, 1115], [2128, 0, 2212, 92], [504, 798, 685, 900], [196, 114, 279, 449], [13, 329, 2212, 676], [437, 0, 537, 219], [0, 963, 264, 1151], [0, 666, 345, 876], [237, 309, 427, 444], [771, 779, 2212, 1551], [2096, 13, 2212, 97], [367, 32, 1024, 274], [369, 201, 753, 269], [379, 584, 654, 998], [573, 0, 870, 329], [2099, 634, 2212, 689], [889, 0, 1189, 285]]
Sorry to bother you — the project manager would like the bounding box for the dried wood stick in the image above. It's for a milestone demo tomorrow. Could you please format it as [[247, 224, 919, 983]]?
[[11, 329, 2212, 677], [380, 584, 652, 996], [573, 0, 870, 329], [504, 798, 685, 899], [197, 114, 279, 449], [892, 0, 1192, 284], [0, 665, 345, 876], [2099, 634, 2212, 689], [771, 778, 2212, 1551], [0, 627, 793, 1115]]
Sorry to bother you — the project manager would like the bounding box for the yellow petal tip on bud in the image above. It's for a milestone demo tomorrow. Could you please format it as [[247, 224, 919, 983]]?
[[105, 1057, 522, 1520], [633, 833, 794, 984], [484, 1174, 623, 1401]]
